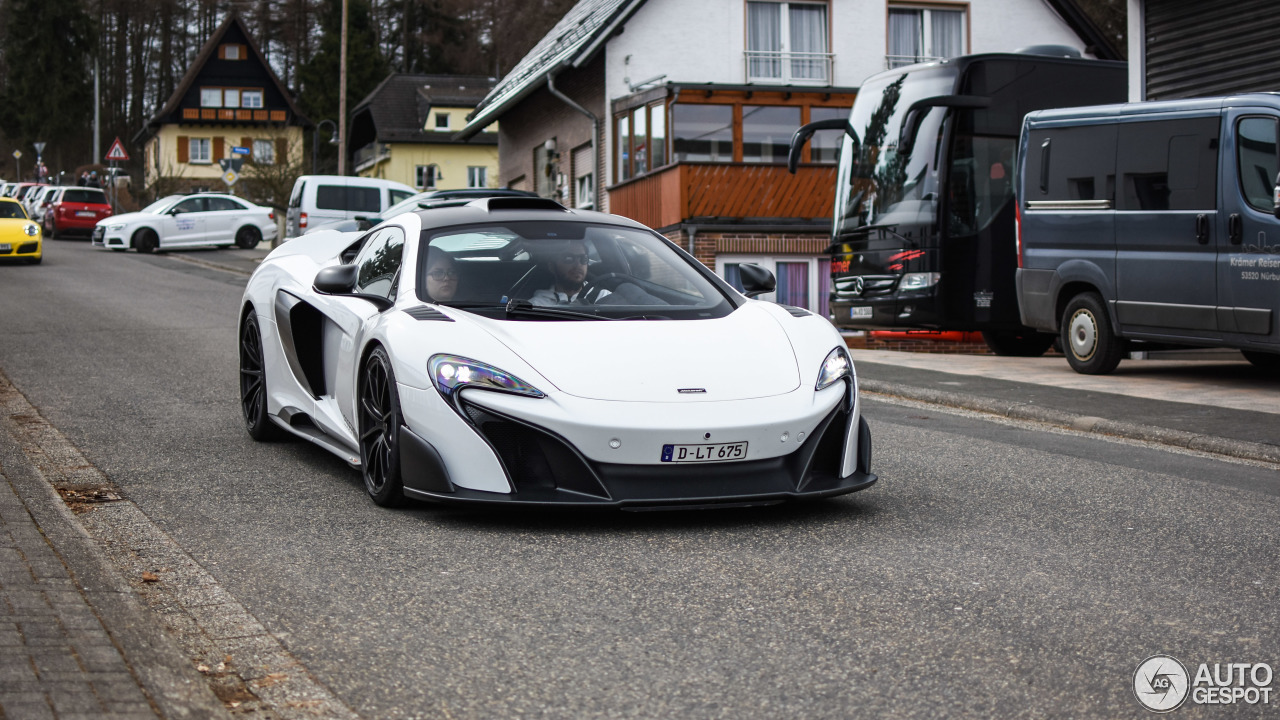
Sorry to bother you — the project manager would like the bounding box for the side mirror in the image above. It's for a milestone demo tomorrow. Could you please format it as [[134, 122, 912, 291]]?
[[313, 264, 393, 311], [168, 207, 184, 215], [738, 262, 777, 299], [788, 118, 858, 174]]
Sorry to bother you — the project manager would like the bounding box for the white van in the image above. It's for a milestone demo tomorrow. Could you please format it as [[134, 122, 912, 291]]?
[[284, 175, 416, 239]]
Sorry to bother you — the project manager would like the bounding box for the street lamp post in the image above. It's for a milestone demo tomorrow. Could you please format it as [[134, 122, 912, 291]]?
[[312, 120, 339, 175]]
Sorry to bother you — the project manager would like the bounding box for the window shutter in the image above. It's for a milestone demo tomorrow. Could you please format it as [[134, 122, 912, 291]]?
[[276, 138, 288, 164], [218, 45, 226, 60], [241, 137, 252, 156], [177, 136, 189, 163], [213, 137, 225, 161]]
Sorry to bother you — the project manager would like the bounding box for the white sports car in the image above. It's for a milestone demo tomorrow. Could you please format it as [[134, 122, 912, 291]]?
[[93, 193, 277, 252], [238, 197, 875, 508]]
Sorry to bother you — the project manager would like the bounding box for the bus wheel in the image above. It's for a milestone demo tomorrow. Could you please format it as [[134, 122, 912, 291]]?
[[981, 330, 1055, 357], [1061, 292, 1123, 375], [1242, 350, 1280, 371]]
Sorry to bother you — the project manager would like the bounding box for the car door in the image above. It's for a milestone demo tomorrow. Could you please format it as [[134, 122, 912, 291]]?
[[1113, 115, 1222, 336], [1218, 109, 1280, 349], [204, 197, 244, 244], [160, 197, 207, 246]]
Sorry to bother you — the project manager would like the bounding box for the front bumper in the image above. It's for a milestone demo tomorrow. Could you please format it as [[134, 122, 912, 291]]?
[[0, 237, 42, 259], [397, 389, 876, 509], [92, 226, 128, 249]]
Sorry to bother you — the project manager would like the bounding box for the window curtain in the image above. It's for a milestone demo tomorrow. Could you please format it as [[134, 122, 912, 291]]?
[[723, 263, 744, 292], [888, 9, 921, 67], [789, 4, 828, 80], [776, 262, 809, 308], [931, 9, 964, 59], [817, 258, 831, 319], [747, 2, 782, 79]]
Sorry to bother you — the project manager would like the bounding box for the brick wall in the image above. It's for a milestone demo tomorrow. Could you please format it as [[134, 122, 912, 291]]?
[[498, 55, 605, 208], [662, 228, 827, 269]]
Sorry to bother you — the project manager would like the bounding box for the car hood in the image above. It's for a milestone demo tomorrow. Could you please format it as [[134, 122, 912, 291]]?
[[97, 211, 154, 226], [465, 303, 802, 401], [0, 218, 38, 232]]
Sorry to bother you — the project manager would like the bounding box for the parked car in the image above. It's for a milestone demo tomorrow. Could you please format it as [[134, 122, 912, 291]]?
[[0, 197, 42, 264], [27, 186, 61, 223], [284, 175, 415, 238], [92, 193, 276, 253], [45, 187, 113, 239], [1016, 93, 1280, 374], [9, 183, 44, 206], [238, 197, 876, 508], [303, 188, 540, 234]]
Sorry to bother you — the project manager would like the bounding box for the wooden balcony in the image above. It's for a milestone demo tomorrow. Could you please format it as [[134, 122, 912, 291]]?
[[608, 163, 837, 229]]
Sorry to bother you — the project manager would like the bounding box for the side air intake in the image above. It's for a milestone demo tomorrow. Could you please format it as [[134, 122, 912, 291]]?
[[478, 197, 568, 212]]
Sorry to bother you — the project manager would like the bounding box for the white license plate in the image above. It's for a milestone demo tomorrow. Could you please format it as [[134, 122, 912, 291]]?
[[76, 211, 96, 217], [661, 441, 748, 463], [0, 244, 10, 253], [850, 306, 873, 318]]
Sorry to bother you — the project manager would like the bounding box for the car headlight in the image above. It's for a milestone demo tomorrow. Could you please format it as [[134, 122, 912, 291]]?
[[816, 346, 852, 391], [105, 223, 125, 231], [428, 355, 545, 407], [24, 223, 38, 236], [899, 272, 940, 290]]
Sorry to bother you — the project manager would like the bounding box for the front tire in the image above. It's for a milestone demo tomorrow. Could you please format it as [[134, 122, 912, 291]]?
[[235, 226, 261, 249], [1242, 350, 1280, 371], [239, 312, 285, 441], [359, 347, 406, 507], [981, 329, 1056, 357], [1061, 292, 1123, 375], [134, 228, 158, 254]]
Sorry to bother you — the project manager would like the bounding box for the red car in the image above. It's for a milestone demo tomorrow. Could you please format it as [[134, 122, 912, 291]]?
[[44, 187, 112, 238]]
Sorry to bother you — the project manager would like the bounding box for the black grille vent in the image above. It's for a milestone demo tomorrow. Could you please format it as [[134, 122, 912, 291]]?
[[779, 305, 812, 317], [403, 306, 454, 321], [18, 242, 38, 254], [833, 275, 898, 299], [462, 401, 608, 498]]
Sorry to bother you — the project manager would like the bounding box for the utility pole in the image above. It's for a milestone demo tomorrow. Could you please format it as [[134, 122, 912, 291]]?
[[337, 0, 348, 175], [93, 58, 100, 162]]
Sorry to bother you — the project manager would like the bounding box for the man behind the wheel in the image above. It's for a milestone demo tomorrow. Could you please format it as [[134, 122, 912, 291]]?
[[530, 240, 612, 306]]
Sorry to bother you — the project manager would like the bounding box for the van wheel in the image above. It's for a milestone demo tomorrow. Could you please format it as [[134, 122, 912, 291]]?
[[1242, 350, 1280, 371], [1062, 292, 1123, 375], [981, 330, 1056, 357]]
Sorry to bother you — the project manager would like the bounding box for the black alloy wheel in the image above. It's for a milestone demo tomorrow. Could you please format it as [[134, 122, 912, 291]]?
[[359, 347, 406, 507], [134, 228, 158, 254], [239, 312, 284, 441], [235, 226, 261, 249]]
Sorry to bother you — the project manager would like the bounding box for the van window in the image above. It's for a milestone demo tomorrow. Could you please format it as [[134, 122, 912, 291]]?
[[1024, 124, 1117, 202], [948, 135, 1017, 235], [316, 185, 380, 213], [1236, 117, 1279, 213], [1117, 117, 1219, 211], [289, 180, 305, 208], [389, 188, 414, 205]]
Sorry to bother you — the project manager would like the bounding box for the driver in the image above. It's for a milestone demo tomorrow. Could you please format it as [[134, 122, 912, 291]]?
[[530, 240, 611, 305]]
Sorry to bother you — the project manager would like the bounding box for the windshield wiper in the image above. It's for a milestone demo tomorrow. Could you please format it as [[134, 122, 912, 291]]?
[[503, 298, 612, 321]]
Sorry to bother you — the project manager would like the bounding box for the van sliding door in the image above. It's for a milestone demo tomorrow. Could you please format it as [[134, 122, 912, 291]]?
[[1219, 111, 1279, 345]]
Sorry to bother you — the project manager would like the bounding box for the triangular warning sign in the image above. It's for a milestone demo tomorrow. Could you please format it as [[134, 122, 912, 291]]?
[[105, 137, 129, 162]]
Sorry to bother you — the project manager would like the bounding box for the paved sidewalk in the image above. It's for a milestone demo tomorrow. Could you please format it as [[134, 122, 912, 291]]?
[[0, 398, 228, 718]]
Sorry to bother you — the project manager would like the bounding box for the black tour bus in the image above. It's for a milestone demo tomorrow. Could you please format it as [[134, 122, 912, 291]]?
[[788, 49, 1125, 355]]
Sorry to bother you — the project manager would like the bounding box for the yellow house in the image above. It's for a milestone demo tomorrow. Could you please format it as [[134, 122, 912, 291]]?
[[134, 14, 308, 198], [348, 74, 497, 191]]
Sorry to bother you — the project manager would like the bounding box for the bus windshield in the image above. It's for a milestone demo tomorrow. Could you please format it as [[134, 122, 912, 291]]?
[[834, 66, 957, 244]]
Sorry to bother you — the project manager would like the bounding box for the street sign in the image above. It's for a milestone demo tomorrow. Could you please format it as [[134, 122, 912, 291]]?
[[231, 146, 251, 156], [32, 142, 45, 156], [223, 170, 239, 186], [219, 158, 244, 173], [104, 137, 129, 162], [11, 150, 20, 159]]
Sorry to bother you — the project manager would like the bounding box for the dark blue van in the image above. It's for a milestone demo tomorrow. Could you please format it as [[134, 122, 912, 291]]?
[[1015, 94, 1280, 374]]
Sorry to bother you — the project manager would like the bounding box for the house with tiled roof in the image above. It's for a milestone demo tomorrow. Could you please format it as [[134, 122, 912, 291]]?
[[134, 15, 310, 196], [456, 0, 1120, 314], [348, 74, 498, 191]]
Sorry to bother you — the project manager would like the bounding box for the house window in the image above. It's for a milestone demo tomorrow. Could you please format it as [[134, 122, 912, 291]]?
[[252, 139, 275, 165], [672, 104, 733, 163], [888, 5, 966, 68], [617, 115, 631, 182], [809, 106, 848, 163], [189, 138, 211, 164], [718, 255, 831, 317], [415, 164, 439, 190], [742, 105, 800, 163], [200, 88, 222, 107], [467, 166, 487, 188], [435, 113, 450, 130], [220, 44, 245, 60], [242, 90, 263, 109], [224, 89, 241, 108], [573, 144, 594, 209], [746, 1, 830, 84], [614, 102, 667, 182]]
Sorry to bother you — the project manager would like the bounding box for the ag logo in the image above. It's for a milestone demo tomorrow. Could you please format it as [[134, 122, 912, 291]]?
[[1135, 655, 1190, 712]]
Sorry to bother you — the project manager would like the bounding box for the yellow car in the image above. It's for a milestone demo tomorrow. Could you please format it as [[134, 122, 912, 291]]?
[[0, 196, 42, 264]]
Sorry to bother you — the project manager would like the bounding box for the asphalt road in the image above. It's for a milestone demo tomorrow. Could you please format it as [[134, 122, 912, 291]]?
[[1, 241, 1278, 719]]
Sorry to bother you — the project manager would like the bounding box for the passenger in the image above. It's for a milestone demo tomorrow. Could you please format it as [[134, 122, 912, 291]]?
[[423, 247, 459, 303], [530, 240, 611, 305]]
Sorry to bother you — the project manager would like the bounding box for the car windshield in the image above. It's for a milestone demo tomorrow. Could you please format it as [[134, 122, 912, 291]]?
[[141, 196, 181, 214], [417, 222, 736, 321], [0, 202, 27, 219]]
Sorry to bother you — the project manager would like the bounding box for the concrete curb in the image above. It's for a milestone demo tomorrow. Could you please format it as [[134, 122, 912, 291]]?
[[859, 378, 1280, 465]]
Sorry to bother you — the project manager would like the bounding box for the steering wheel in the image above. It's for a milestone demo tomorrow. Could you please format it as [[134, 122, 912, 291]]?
[[579, 273, 631, 304]]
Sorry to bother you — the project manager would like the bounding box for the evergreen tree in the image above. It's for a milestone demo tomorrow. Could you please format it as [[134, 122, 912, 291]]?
[[0, 0, 95, 173]]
